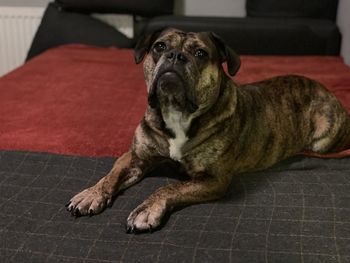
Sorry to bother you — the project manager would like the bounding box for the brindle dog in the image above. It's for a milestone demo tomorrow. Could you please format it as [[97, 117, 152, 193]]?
[[66, 28, 350, 233]]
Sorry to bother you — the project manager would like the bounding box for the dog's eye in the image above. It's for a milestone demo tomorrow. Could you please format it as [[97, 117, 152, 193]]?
[[194, 49, 208, 58], [153, 42, 167, 53]]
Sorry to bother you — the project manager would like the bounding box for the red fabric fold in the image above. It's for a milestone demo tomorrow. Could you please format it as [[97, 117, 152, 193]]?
[[0, 44, 349, 157]]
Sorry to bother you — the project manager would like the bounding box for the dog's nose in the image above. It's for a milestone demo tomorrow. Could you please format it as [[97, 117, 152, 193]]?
[[166, 50, 188, 64]]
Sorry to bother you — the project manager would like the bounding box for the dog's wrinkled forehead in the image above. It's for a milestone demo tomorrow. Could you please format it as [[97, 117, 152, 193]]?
[[157, 28, 186, 44], [156, 29, 217, 57]]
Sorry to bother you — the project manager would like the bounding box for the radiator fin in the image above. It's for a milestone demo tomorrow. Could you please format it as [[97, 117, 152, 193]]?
[[0, 6, 44, 76], [0, 7, 134, 77]]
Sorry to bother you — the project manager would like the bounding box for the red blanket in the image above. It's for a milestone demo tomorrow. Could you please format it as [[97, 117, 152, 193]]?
[[0, 45, 349, 157]]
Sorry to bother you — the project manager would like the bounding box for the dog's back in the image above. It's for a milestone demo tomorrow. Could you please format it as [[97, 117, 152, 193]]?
[[242, 74, 350, 155]]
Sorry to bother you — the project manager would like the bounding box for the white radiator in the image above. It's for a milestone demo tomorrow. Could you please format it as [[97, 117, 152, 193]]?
[[0, 6, 134, 77], [0, 6, 45, 76]]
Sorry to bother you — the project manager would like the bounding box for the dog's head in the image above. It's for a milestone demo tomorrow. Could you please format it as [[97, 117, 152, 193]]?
[[134, 28, 240, 115]]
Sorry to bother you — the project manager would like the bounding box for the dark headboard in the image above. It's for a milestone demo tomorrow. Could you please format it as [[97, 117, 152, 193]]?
[[56, 0, 173, 17], [27, 0, 174, 60]]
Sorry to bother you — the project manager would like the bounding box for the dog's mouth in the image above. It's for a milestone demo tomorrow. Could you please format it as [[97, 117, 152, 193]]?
[[157, 70, 183, 90], [148, 70, 198, 113]]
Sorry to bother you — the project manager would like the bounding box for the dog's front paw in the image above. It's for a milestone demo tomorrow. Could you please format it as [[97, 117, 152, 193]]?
[[126, 200, 166, 234], [66, 185, 112, 217]]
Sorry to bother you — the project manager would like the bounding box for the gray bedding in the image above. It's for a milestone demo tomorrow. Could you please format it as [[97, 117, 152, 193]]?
[[0, 150, 349, 262]]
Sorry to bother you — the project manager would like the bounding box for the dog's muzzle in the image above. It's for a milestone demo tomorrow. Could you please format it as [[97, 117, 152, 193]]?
[[149, 70, 197, 113], [148, 51, 198, 113]]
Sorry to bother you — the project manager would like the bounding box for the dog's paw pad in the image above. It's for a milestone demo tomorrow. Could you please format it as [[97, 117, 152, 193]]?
[[66, 187, 111, 217], [126, 202, 166, 234]]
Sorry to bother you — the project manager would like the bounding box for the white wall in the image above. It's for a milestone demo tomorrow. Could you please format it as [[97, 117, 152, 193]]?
[[0, 0, 50, 7], [337, 0, 350, 66], [176, 0, 246, 17]]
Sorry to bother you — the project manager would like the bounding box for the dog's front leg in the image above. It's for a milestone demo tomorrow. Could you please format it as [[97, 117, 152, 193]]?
[[126, 175, 229, 233], [66, 150, 145, 216]]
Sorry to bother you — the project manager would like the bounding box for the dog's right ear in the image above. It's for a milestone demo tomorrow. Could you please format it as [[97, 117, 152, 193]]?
[[134, 29, 164, 64]]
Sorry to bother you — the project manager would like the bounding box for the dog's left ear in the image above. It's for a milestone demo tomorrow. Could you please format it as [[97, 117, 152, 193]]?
[[134, 29, 164, 64], [209, 32, 241, 76]]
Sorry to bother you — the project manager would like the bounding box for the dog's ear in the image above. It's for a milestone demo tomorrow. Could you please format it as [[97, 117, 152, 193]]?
[[134, 29, 164, 64], [209, 32, 241, 76]]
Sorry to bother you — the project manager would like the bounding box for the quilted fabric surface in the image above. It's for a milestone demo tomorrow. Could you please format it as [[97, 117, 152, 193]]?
[[0, 150, 349, 262]]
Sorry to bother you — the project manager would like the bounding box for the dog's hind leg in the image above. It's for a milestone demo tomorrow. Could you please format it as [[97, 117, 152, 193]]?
[[310, 108, 350, 154]]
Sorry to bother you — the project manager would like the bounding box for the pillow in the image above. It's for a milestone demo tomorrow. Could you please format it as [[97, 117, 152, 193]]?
[[55, 0, 174, 17], [246, 0, 338, 21], [27, 3, 135, 60]]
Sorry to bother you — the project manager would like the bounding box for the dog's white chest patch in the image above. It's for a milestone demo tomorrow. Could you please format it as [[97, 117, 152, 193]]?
[[163, 109, 191, 161]]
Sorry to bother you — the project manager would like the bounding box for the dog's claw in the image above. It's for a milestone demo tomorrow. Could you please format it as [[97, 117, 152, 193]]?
[[89, 209, 93, 217], [65, 201, 71, 208], [126, 225, 135, 234], [66, 204, 73, 212], [126, 223, 155, 234], [73, 208, 81, 217]]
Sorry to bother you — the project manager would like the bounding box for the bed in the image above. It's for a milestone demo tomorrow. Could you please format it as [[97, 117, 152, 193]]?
[[0, 1, 349, 263]]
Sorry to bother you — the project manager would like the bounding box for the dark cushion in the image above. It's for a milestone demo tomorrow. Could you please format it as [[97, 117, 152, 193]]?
[[246, 0, 338, 21], [55, 0, 174, 17], [143, 16, 341, 56], [27, 3, 134, 60]]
